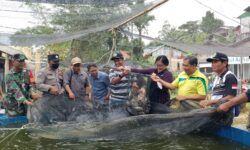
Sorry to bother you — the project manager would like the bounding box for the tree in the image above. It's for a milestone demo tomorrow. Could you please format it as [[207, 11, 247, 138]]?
[[179, 21, 199, 33], [132, 14, 155, 60], [159, 20, 209, 44], [200, 11, 224, 33]]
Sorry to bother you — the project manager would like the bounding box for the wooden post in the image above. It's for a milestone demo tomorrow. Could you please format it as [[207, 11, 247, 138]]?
[[35, 52, 41, 77], [106, 29, 117, 65], [4, 53, 9, 92], [4, 53, 9, 76]]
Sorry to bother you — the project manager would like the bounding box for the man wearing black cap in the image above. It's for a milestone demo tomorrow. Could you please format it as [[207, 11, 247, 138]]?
[[4, 53, 35, 116], [109, 51, 130, 111], [28, 54, 68, 123], [200, 52, 238, 124]]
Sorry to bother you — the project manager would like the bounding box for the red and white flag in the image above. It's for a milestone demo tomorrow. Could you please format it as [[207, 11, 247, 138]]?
[[231, 84, 238, 89]]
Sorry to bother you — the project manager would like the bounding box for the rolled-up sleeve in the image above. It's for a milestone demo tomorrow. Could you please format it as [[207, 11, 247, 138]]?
[[63, 69, 71, 86]]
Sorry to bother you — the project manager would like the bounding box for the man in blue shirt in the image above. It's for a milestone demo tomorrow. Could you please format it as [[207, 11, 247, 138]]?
[[87, 64, 110, 112]]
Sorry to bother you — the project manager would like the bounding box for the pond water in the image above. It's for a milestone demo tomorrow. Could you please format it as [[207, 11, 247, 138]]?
[[0, 130, 249, 150]]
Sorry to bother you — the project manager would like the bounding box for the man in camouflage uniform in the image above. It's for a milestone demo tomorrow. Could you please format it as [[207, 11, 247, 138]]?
[[28, 54, 68, 124], [4, 54, 34, 116]]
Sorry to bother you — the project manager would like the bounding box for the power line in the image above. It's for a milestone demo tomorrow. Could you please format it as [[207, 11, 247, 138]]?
[[0, 9, 35, 14], [0, 25, 20, 30], [193, 0, 250, 29]]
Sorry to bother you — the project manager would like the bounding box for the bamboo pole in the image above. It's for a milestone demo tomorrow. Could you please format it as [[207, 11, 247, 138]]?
[[106, 29, 117, 65], [106, 0, 169, 64], [111, 0, 169, 29]]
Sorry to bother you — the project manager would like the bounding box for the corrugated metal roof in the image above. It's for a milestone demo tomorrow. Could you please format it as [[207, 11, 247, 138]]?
[[237, 12, 250, 19], [244, 6, 250, 12], [0, 45, 22, 55], [166, 41, 249, 57]]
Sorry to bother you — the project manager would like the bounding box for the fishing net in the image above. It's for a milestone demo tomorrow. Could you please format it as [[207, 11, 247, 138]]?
[[0, 0, 167, 46], [0, 0, 242, 141], [23, 68, 234, 140], [24, 106, 231, 140]]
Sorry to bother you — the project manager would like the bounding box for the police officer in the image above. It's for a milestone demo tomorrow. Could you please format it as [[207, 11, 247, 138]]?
[[28, 54, 68, 124], [37, 54, 64, 95], [4, 54, 35, 116]]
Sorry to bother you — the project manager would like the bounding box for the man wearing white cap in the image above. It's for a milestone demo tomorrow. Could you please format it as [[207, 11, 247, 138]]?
[[64, 57, 90, 120]]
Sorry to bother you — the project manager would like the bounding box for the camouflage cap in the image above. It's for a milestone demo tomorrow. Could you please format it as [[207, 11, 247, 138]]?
[[13, 53, 27, 61]]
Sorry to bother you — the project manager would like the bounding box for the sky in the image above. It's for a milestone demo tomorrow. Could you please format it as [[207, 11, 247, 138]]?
[[0, 0, 250, 37], [147, 0, 250, 37], [0, 0, 36, 33]]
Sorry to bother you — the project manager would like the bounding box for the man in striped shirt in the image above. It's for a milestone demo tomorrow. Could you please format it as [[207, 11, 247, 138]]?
[[109, 52, 130, 110]]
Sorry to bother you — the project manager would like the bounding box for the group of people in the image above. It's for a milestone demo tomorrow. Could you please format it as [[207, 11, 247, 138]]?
[[118, 51, 242, 124], [3, 53, 110, 123], [2, 51, 250, 127]]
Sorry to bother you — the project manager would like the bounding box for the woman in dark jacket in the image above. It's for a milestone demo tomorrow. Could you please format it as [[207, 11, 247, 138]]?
[[122, 55, 173, 113]]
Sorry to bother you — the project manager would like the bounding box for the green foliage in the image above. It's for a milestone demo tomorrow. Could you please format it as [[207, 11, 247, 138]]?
[[159, 21, 209, 44], [200, 11, 224, 33], [158, 11, 237, 46], [132, 13, 155, 61], [15, 26, 55, 35], [226, 29, 237, 43], [178, 21, 199, 33], [46, 41, 71, 61], [18, 1, 155, 63]]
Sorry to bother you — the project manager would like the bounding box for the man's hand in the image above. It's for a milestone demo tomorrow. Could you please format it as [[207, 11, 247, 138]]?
[[104, 95, 109, 101], [176, 96, 187, 101], [68, 92, 75, 100], [199, 100, 212, 108], [117, 66, 125, 71], [84, 95, 91, 102], [217, 103, 230, 112], [31, 92, 42, 100], [117, 66, 130, 76], [143, 53, 152, 59], [24, 100, 33, 106], [49, 86, 59, 95]]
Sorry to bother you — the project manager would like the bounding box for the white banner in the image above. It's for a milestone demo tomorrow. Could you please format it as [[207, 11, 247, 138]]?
[[228, 57, 250, 64]]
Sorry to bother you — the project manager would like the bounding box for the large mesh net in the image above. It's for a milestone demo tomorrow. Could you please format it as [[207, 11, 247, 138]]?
[[24, 70, 233, 140], [0, 0, 248, 142], [0, 0, 167, 46]]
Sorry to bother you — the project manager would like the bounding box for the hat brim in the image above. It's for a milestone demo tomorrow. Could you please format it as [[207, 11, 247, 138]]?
[[49, 59, 59, 62], [111, 57, 123, 60], [72, 62, 81, 65], [206, 58, 219, 62], [206, 58, 213, 62]]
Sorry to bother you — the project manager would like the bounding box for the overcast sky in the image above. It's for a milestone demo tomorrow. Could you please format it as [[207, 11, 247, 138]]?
[[0, 0, 250, 36], [148, 0, 250, 37]]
